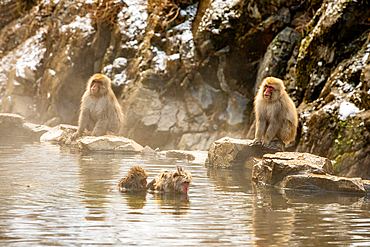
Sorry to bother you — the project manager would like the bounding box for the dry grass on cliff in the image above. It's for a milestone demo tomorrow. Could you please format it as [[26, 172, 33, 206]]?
[[84, 0, 126, 27]]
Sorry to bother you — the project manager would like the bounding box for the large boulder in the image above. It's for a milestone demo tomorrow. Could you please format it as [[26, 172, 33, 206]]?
[[252, 152, 367, 194], [0, 113, 50, 140], [205, 137, 282, 168], [278, 174, 366, 193]]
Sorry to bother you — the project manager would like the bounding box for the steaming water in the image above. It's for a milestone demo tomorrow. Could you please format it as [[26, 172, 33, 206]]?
[[1, 139, 370, 246]]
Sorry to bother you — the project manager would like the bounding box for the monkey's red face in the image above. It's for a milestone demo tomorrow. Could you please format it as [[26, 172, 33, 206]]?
[[264, 84, 274, 99], [182, 182, 189, 193], [91, 80, 102, 94], [141, 178, 147, 187]]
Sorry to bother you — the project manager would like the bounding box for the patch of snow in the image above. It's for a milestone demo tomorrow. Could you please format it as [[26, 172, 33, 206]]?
[[336, 79, 354, 94], [113, 57, 127, 68], [300, 111, 311, 119], [113, 72, 128, 86], [60, 14, 94, 37], [0, 27, 47, 86], [302, 124, 308, 133], [39, 0, 59, 5], [103, 64, 113, 76], [117, 0, 148, 49], [152, 50, 167, 72], [198, 0, 241, 33], [164, 5, 197, 67], [169, 54, 180, 60], [338, 101, 362, 120]]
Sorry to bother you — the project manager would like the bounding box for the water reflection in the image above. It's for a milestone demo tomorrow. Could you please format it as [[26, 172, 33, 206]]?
[[120, 191, 147, 209], [150, 192, 190, 215], [207, 165, 253, 193], [77, 152, 122, 221], [251, 183, 370, 246]]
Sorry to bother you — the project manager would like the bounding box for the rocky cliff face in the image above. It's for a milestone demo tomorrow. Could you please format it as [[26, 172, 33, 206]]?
[[0, 0, 369, 178]]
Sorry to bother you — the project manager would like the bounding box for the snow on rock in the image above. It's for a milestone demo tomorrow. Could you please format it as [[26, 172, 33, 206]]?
[[0, 27, 48, 87], [60, 14, 95, 37], [152, 49, 167, 73], [117, 0, 148, 49], [104, 57, 129, 86], [338, 101, 362, 120], [151, 4, 197, 73], [198, 0, 241, 33]]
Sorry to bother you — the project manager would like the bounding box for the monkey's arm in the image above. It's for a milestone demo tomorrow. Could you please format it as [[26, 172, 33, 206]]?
[[262, 120, 279, 147], [78, 108, 90, 133], [253, 118, 266, 144], [71, 107, 90, 140]]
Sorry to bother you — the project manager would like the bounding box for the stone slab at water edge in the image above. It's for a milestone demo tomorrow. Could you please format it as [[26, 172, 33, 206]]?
[[40, 124, 144, 153], [205, 137, 282, 168], [252, 152, 370, 194]]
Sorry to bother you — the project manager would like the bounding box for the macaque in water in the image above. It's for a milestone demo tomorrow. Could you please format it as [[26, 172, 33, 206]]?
[[71, 74, 124, 140], [253, 77, 298, 147], [147, 167, 192, 194], [118, 166, 148, 192]]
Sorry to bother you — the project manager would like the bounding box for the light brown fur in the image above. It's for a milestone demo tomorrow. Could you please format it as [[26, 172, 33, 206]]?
[[71, 74, 124, 140], [147, 167, 192, 194], [118, 166, 148, 192], [253, 77, 298, 147]]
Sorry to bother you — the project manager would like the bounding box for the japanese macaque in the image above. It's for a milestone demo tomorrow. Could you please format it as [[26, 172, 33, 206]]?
[[147, 167, 192, 194], [71, 74, 124, 140], [253, 77, 298, 147], [118, 166, 148, 192]]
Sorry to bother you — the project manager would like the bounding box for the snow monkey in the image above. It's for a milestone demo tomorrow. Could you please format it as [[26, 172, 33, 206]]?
[[147, 167, 192, 194], [253, 77, 298, 147], [118, 166, 148, 192], [71, 74, 124, 140]]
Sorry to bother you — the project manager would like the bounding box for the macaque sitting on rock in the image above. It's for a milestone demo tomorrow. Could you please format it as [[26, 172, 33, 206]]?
[[71, 73, 124, 140], [147, 167, 192, 194], [253, 77, 298, 148], [118, 166, 148, 192]]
